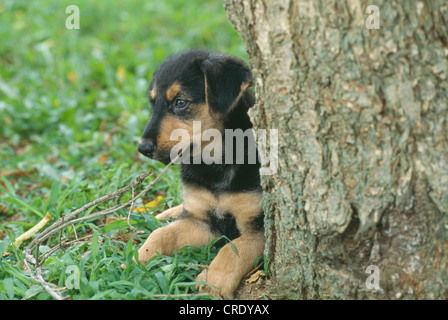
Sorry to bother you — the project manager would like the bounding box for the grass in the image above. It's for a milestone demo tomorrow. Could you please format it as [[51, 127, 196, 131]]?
[[0, 0, 248, 300]]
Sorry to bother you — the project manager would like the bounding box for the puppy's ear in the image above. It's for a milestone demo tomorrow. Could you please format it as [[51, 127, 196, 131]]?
[[200, 55, 253, 118]]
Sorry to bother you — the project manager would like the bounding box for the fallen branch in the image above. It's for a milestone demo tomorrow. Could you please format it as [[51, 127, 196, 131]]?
[[23, 255, 66, 300], [25, 169, 153, 255], [22, 152, 182, 299]]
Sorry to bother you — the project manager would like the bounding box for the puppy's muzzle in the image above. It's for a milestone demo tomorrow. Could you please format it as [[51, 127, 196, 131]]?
[[138, 139, 156, 158]]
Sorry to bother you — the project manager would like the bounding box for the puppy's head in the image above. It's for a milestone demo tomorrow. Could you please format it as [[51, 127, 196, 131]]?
[[138, 50, 253, 164]]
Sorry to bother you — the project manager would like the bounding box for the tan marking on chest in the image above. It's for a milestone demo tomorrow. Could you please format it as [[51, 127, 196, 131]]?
[[182, 184, 262, 232]]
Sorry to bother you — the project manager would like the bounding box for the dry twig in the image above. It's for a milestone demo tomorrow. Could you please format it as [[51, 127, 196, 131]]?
[[22, 152, 182, 299]]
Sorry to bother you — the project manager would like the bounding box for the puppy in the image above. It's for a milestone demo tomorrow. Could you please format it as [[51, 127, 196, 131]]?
[[137, 50, 264, 299]]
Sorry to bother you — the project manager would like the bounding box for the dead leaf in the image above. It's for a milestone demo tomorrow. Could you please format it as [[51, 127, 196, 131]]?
[[61, 168, 76, 183], [105, 217, 120, 225], [98, 154, 109, 165], [0, 168, 36, 178], [246, 270, 265, 284]]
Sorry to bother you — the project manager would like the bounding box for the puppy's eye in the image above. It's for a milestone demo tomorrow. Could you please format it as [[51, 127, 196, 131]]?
[[174, 98, 189, 109]]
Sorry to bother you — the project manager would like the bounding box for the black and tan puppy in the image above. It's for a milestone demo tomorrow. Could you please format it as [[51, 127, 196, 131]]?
[[137, 50, 264, 299]]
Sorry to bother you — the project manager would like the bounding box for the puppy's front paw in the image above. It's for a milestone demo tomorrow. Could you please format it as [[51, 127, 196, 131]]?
[[195, 268, 236, 300], [156, 204, 183, 219]]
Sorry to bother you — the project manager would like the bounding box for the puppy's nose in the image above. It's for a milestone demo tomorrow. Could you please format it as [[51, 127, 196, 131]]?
[[138, 139, 156, 158]]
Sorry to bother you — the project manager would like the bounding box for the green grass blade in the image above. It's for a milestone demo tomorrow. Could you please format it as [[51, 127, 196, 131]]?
[[2, 195, 44, 218]]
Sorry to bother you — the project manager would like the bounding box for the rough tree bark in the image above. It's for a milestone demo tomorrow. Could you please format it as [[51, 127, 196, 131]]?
[[224, 0, 448, 299]]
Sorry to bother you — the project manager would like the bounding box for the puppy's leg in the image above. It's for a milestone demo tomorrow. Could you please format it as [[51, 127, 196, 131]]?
[[196, 232, 265, 299], [137, 217, 213, 265], [156, 204, 183, 219]]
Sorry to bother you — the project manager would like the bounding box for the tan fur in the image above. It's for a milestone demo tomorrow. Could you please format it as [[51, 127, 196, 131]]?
[[182, 184, 262, 227], [190, 103, 224, 156], [195, 103, 223, 133], [156, 115, 193, 156], [156, 204, 183, 219], [150, 88, 157, 100], [137, 190, 264, 298], [166, 82, 180, 101], [137, 217, 214, 264], [182, 184, 216, 218], [226, 82, 252, 115], [195, 232, 265, 299], [182, 184, 264, 298], [219, 192, 262, 233]]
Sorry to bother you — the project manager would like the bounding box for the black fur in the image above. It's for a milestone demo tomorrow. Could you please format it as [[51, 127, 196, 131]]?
[[208, 211, 241, 240]]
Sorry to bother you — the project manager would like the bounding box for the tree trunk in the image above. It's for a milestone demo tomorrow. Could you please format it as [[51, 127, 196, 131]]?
[[224, 0, 448, 299]]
